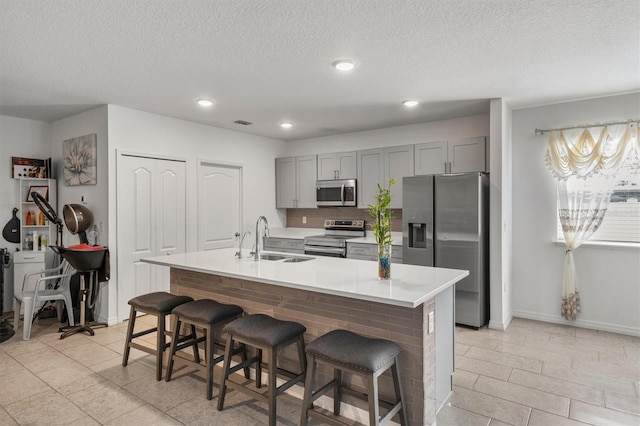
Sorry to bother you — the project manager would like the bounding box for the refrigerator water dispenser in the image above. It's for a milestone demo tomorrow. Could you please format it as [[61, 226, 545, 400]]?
[[408, 223, 427, 248]]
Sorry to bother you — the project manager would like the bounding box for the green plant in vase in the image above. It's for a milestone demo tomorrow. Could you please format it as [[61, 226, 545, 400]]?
[[367, 178, 395, 279]]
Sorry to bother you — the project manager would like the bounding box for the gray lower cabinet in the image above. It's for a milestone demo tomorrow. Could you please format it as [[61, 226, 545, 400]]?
[[346, 243, 403, 262], [263, 237, 305, 254]]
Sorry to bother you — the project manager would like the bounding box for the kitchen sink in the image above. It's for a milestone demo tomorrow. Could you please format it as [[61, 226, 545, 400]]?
[[259, 254, 314, 263], [282, 256, 313, 263], [260, 254, 289, 261]]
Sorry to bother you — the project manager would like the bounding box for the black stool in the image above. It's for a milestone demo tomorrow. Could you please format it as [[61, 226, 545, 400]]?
[[301, 329, 406, 426], [122, 291, 194, 381], [217, 314, 307, 426], [166, 298, 250, 400]]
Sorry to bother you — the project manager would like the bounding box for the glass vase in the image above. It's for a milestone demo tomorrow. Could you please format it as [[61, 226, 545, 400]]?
[[378, 244, 391, 280]]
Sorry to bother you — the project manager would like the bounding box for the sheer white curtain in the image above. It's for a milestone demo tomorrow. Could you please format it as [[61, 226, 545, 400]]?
[[545, 122, 639, 320], [557, 181, 611, 319]]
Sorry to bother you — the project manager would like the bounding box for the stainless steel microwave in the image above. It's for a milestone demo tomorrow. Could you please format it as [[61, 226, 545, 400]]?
[[316, 179, 357, 207]]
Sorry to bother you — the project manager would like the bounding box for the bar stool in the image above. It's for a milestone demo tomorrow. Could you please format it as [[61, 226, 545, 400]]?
[[217, 314, 307, 426], [301, 329, 406, 426], [122, 291, 194, 381], [165, 298, 250, 400]]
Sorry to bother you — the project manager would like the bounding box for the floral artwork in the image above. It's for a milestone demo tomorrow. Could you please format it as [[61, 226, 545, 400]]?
[[63, 134, 97, 186]]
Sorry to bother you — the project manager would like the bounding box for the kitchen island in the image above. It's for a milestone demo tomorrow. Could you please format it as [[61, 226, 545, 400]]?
[[142, 248, 468, 425]]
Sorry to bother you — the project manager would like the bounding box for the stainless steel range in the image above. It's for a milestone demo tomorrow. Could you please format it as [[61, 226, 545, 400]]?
[[304, 219, 366, 257]]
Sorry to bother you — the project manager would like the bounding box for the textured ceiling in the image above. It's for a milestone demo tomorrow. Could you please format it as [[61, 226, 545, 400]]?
[[0, 0, 638, 141]]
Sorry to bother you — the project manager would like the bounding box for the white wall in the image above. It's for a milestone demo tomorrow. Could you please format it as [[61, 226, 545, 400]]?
[[286, 114, 490, 155], [512, 92, 640, 336], [107, 105, 288, 243], [106, 105, 287, 322], [488, 99, 514, 330], [44, 105, 287, 324], [51, 106, 110, 320], [0, 115, 52, 312]]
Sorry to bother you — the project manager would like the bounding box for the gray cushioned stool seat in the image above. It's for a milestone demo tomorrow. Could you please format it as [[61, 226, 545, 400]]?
[[128, 291, 193, 314], [123, 291, 194, 381], [218, 314, 307, 426], [223, 313, 306, 347], [301, 329, 406, 425], [172, 299, 243, 324], [166, 298, 248, 400], [306, 329, 401, 373]]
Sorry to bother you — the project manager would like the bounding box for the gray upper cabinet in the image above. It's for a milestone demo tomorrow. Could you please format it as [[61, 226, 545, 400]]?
[[415, 137, 487, 175], [415, 140, 448, 175], [384, 145, 414, 209], [317, 151, 357, 180], [276, 155, 317, 208], [357, 145, 414, 209], [357, 148, 384, 209], [449, 137, 487, 173]]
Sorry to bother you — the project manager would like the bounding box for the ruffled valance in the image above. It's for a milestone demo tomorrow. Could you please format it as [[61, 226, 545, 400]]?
[[545, 122, 639, 180]]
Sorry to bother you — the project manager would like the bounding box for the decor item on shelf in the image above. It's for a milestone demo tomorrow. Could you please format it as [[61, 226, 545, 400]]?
[[11, 157, 50, 179], [27, 185, 49, 202], [367, 178, 395, 280], [63, 133, 97, 186]]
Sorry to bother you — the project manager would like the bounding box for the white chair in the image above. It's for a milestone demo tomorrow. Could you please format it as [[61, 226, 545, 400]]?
[[13, 260, 76, 340]]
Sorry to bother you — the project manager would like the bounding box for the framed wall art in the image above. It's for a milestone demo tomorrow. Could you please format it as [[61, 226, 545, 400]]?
[[63, 133, 97, 186], [26, 185, 49, 202]]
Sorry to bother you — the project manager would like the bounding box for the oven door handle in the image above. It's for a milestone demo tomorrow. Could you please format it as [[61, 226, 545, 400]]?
[[304, 246, 345, 255], [340, 183, 345, 205]]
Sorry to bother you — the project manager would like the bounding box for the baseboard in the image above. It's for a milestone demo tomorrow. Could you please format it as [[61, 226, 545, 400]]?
[[96, 315, 119, 326], [512, 310, 640, 337], [488, 314, 513, 331]]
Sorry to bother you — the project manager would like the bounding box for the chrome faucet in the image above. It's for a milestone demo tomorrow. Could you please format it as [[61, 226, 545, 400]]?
[[253, 216, 269, 260], [235, 231, 251, 258]]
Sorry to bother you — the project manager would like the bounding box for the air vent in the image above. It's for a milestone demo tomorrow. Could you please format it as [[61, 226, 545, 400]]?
[[234, 120, 253, 126]]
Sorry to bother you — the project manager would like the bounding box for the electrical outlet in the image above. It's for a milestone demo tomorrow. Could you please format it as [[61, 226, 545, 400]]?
[[428, 311, 434, 334], [302, 216, 307, 224]]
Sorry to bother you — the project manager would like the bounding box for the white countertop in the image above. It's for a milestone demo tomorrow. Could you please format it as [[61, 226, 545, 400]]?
[[142, 248, 468, 308]]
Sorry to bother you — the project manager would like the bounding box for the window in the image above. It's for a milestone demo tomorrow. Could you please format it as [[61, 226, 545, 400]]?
[[557, 170, 640, 243]]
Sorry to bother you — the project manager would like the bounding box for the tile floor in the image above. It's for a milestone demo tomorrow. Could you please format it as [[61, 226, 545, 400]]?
[[0, 314, 638, 425]]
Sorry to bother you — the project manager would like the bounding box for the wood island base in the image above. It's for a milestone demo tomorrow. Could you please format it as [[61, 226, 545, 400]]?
[[170, 268, 453, 426]]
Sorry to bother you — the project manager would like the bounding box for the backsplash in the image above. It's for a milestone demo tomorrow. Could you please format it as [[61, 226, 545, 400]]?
[[286, 208, 403, 232]]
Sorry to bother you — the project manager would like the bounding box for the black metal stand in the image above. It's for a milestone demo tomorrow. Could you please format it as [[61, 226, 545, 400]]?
[[0, 248, 14, 343], [0, 319, 14, 343], [59, 270, 107, 339]]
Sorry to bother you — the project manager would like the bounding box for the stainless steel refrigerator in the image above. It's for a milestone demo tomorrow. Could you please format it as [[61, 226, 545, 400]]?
[[403, 173, 489, 328]]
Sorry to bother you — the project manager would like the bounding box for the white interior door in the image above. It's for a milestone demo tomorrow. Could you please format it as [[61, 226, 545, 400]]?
[[198, 162, 242, 251], [117, 154, 186, 321]]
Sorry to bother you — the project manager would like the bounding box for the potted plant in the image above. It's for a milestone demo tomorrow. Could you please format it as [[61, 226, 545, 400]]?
[[367, 178, 395, 279]]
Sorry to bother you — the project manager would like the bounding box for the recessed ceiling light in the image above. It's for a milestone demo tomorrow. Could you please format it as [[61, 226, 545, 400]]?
[[402, 100, 419, 107], [332, 60, 355, 71], [280, 122, 294, 129], [197, 99, 214, 107]]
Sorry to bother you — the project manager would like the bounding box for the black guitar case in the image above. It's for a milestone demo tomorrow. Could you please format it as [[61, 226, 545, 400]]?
[[2, 208, 20, 243]]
